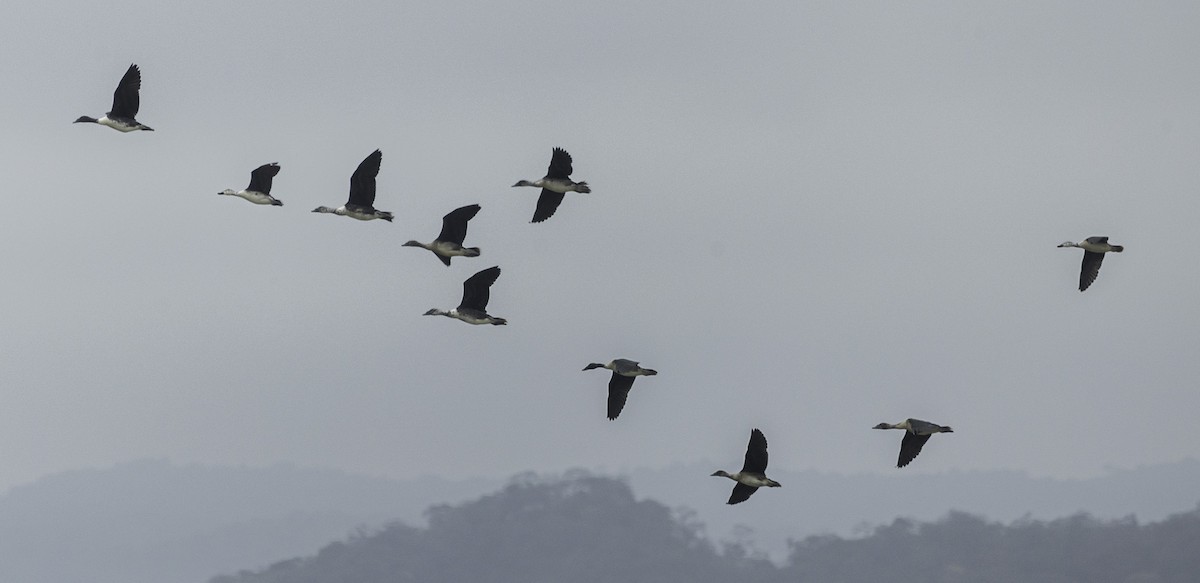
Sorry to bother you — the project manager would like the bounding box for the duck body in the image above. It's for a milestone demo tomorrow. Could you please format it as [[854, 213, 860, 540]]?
[[403, 204, 482, 265], [223, 190, 282, 206], [404, 240, 481, 264], [710, 471, 782, 489], [313, 204, 394, 221], [1057, 236, 1123, 291], [873, 418, 953, 435], [582, 359, 658, 377], [1058, 237, 1123, 254], [74, 64, 154, 132], [582, 359, 658, 420], [513, 147, 590, 223], [513, 177, 590, 195], [873, 418, 953, 468], [424, 307, 505, 326], [219, 163, 282, 206], [711, 428, 780, 505], [75, 114, 153, 133]]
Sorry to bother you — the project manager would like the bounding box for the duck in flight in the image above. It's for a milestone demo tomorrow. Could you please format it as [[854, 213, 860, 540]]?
[[1057, 236, 1123, 291], [582, 359, 658, 420], [74, 64, 154, 132], [312, 150, 394, 221], [403, 204, 482, 265], [423, 266, 507, 325], [512, 147, 590, 223], [711, 428, 781, 505], [873, 418, 953, 468], [219, 163, 283, 206]]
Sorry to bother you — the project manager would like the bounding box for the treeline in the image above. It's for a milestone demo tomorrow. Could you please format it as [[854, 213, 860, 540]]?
[[211, 472, 1200, 583], [210, 470, 776, 583], [787, 509, 1199, 582]]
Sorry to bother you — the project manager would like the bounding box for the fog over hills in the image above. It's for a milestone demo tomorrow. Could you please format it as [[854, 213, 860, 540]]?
[[1, 458, 1197, 583], [211, 472, 1200, 583]]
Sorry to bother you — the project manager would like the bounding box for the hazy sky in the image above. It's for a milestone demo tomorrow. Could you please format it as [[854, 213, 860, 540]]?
[[1, 1, 1198, 495]]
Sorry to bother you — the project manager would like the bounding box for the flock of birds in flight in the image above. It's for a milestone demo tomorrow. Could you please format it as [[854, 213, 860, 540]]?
[[73, 64, 1127, 505]]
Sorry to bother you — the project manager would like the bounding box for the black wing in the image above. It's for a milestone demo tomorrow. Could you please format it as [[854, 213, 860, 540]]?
[[1078, 251, 1105, 292], [727, 483, 758, 505], [740, 428, 769, 474], [437, 204, 481, 244], [606, 373, 637, 420], [247, 163, 281, 194], [546, 147, 574, 179], [110, 64, 142, 118], [897, 432, 932, 468], [532, 189, 565, 223], [348, 150, 382, 207], [459, 266, 501, 311]]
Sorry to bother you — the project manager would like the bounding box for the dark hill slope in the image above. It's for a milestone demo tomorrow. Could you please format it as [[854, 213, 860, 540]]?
[[213, 471, 775, 583]]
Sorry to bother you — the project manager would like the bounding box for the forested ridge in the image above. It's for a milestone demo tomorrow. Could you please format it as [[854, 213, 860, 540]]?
[[212, 472, 1200, 583]]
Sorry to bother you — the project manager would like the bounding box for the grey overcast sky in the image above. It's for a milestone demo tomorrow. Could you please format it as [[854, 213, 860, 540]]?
[[1, 0, 1198, 494]]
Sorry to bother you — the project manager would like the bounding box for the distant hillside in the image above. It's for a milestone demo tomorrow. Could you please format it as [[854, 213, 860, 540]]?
[[211, 472, 777, 583], [1, 458, 1197, 582], [624, 459, 1200, 558], [212, 472, 1200, 583], [781, 509, 1200, 582]]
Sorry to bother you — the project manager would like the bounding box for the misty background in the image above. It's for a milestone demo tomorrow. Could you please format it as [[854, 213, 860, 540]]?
[[0, 0, 1198, 581], [2, 460, 1199, 582]]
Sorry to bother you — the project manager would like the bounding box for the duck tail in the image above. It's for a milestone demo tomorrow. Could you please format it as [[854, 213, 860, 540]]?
[[491, 317, 508, 326], [271, 200, 283, 206], [575, 182, 591, 194], [464, 247, 481, 257], [379, 212, 394, 222], [1110, 245, 1124, 252]]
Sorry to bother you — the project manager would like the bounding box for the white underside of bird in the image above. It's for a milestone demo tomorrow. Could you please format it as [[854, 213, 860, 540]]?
[[221, 190, 278, 205], [97, 116, 142, 132]]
